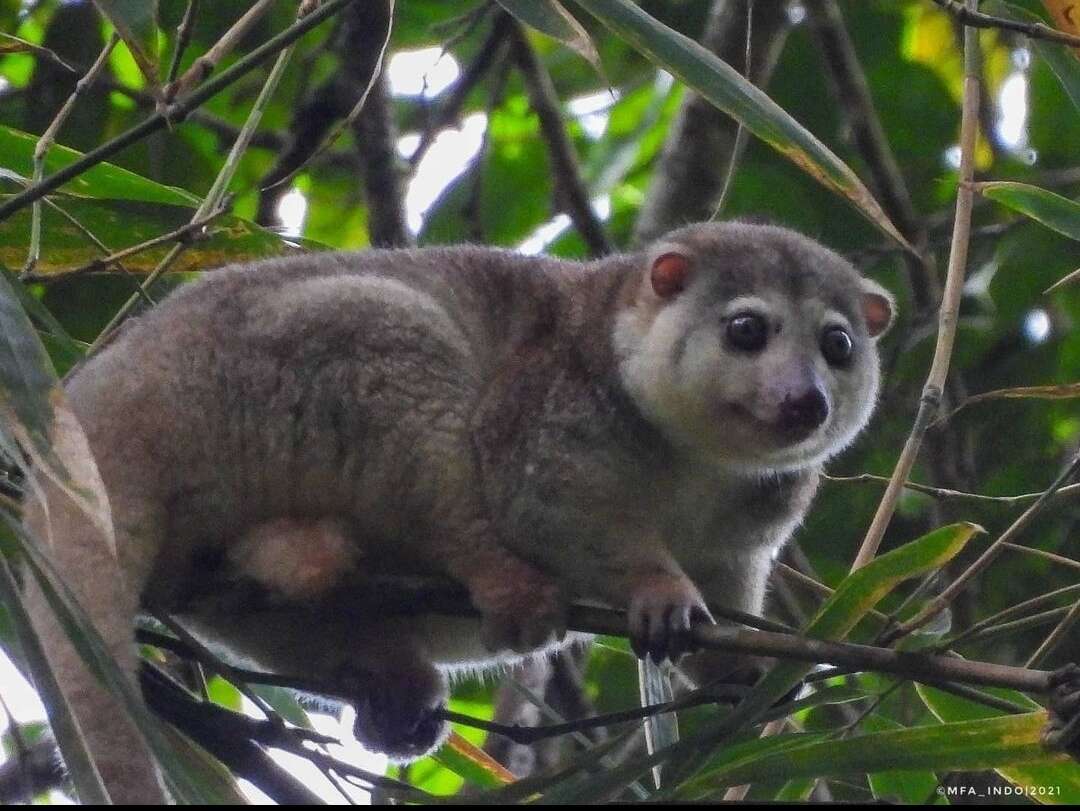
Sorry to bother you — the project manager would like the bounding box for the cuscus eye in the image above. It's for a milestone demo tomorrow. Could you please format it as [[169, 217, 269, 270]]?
[[821, 325, 853, 367], [726, 313, 769, 352]]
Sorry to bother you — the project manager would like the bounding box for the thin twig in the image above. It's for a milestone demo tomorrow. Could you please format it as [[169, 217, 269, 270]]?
[[824, 472, 1080, 508], [258, 0, 395, 195], [508, 18, 612, 257], [961, 606, 1071, 646], [408, 12, 510, 169], [21, 194, 156, 305], [850, 0, 982, 571], [148, 609, 285, 728], [443, 683, 748, 745], [166, 0, 201, 85], [804, 0, 937, 310], [24, 34, 119, 274], [0, 0, 357, 225], [942, 583, 1080, 649], [23, 206, 230, 284], [931, 0, 1080, 49], [711, 0, 753, 219], [1026, 600, 1080, 669], [164, 0, 276, 102], [89, 29, 299, 351], [883, 449, 1080, 643], [1002, 542, 1080, 571]]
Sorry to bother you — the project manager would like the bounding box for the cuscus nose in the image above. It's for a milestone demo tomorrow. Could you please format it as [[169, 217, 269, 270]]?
[[778, 387, 829, 437]]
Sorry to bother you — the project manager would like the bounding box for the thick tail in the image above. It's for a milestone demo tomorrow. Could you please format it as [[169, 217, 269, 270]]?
[[23, 478, 168, 804]]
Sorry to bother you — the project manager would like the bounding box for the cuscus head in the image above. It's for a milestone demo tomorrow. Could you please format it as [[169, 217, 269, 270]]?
[[614, 221, 895, 473]]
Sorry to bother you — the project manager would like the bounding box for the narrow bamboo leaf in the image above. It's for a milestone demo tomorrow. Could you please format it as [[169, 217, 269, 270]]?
[[2, 514, 217, 803], [0, 555, 110, 804], [918, 685, 1080, 804], [1, 266, 84, 369], [0, 195, 312, 278], [497, 0, 603, 73], [0, 272, 114, 550], [91, 0, 160, 90], [977, 181, 1080, 241], [0, 125, 197, 206], [679, 731, 829, 798], [691, 713, 1068, 788], [160, 725, 251, 804], [988, 2, 1080, 110], [773, 779, 815, 801], [862, 715, 944, 805], [570, 0, 911, 250]]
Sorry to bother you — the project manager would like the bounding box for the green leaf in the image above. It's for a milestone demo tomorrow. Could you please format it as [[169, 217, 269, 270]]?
[[496, 0, 603, 74], [92, 0, 160, 90], [918, 685, 1080, 804], [985, 2, 1080, 112], [977, 181, 1080, 242], [247, 684, 313, 729], [862, 715, 945, 805], [0, 125, 197, 206], [689, 713, 1068, 789], [571, 0, 911, 250], [0, 195, 310, 278], [677, 732, 830, 800]]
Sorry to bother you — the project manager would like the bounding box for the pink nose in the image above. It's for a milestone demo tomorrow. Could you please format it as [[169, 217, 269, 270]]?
[[778, 388, 828, 436]]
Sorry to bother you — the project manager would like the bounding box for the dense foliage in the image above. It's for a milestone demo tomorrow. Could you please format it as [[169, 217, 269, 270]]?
[[0, 0, 1078, 804]]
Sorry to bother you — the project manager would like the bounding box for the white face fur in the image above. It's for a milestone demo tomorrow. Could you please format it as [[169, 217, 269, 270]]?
[[614, 224, 894, 474]]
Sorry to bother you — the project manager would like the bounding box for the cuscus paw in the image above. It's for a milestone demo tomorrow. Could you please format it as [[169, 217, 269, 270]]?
[[1043, 663, 1080, 758], [628, 574, 713, 664], [343, 666, 449, 762], [471, 559, 568, 654]]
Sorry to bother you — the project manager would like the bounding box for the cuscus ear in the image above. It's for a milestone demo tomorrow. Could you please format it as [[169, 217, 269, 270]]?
[[861, 278, 895, 338], [649, 250, 692, 299]]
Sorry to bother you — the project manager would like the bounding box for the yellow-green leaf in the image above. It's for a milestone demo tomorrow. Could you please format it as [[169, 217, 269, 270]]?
[[977, 181, 1080, 242], [919, 685, 1080, 804]]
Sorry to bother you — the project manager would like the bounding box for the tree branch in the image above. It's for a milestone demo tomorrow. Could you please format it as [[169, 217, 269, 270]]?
[[632, 0, 789, 244], [850, 1, 983, 570], [0, 0, 358, 225], [507, 18, 611, 257], [931, 0, 1080, 49]]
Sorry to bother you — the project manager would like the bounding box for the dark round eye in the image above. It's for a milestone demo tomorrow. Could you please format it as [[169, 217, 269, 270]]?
[[821, 326, 853, 366], [726, 313, 769, 352]]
